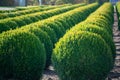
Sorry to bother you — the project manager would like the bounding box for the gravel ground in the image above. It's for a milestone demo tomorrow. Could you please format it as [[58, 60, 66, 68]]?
[[42, 7, 120, 80], [106, 7, 120, 80]]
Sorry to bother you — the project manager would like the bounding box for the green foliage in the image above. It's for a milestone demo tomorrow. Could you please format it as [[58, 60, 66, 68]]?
[[30, 3, 98, 43], [0, 20, 18, 33], [52, 3, 114, 80], [0, 21, 10, 33], [0, 30, 46, 80], [70, 23, 116, 59], [22, 17, 33, 24], [0, 3, 85, 33], [0, 0, 14, 6], [27, 0, 39, 5], [69, 3, 115, 58], [0, 3, 99, 73], [55, 0, 65, 5], [0, 14, 8, 19], [0, 5, 67, 18], [37, 24, 57, 45], [52, 31, 113, 80], [84, 0, 109, 4], [43, 20, 64, 40], [11, 18, 26, 27], [85, 3, 113, 35], [116, 2, 120, 30], [20, 26, 53, 68]]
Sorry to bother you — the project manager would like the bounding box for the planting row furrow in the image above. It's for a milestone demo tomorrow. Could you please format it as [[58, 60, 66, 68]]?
[[52, 3, 115, 80], [0, 3, 85, 33], [0, 3, 99, 80], [0, 4, 72, 19]]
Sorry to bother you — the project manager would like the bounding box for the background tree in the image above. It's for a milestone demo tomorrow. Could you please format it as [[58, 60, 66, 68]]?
[[49, 0, 110, 5], [0, 0, 14, 6], [27, 0, 39, 5]]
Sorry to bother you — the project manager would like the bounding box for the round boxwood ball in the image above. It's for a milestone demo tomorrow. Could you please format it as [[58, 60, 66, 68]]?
[[21, 26, 53, 68], [70, 24, 116, 59], [0, 30, 46, 80], [52, 31, 113, 80]]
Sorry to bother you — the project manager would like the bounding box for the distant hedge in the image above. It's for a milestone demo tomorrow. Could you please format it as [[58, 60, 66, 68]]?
[[0, 3, 85, 33], [0, 4, 72, 19]]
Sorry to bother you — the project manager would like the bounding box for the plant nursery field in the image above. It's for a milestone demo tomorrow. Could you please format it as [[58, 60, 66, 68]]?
[[0, 2, 120, 80]]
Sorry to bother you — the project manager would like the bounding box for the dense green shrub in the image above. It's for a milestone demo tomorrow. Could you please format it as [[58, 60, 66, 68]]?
[[0, 3, 99, 72], [22, 17, 33, 24], [29, 16, 39, 22], [56, 18, 70, 30], [22, 3, 98, 44], [52, 3, 114, 80], [20, 26, 53, 68], [37, 24, 57, 45], [11, 18, 26, 27], [84, 3, 113, 35], [0, 22, 10, 33], [0, 30, 46, 80], [43, 20, 65, 40], [0, 4, 69, 19], [52, 31, 113, 80], [0, 14, 8, 19], [0, 3, 85, 33], [0, 20, 18, 33], [84, 20, 113, 35], [70, 23, 116, 59], [116, 2, 120, 30]]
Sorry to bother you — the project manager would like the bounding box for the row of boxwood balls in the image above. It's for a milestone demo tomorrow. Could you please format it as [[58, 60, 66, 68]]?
[[52, 3, 115, 80], [0, 3, 99, 80]]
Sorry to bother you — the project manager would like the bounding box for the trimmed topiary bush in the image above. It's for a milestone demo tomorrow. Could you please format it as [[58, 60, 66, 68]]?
[[0, 30, 46, 80], [29, 16, 39, 22], [0, 20, 18, 33], [0, 3, 85, 33], [52, 31, 113, 80], [38, 24, 57, 45], [22, 17, 33, 24], [116, 2, 120, 30], [84, 20, 113, 35], [0, 21, 10, 33], [12, 18, 26, 27], [21, 26, 53, 68], [43, 20, 64, 40], [70, 23, 116, 59]]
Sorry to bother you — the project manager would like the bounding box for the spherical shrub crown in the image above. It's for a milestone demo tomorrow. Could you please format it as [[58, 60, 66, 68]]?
[[0, 30, 46, 80], [52, 31, 113, 80]]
